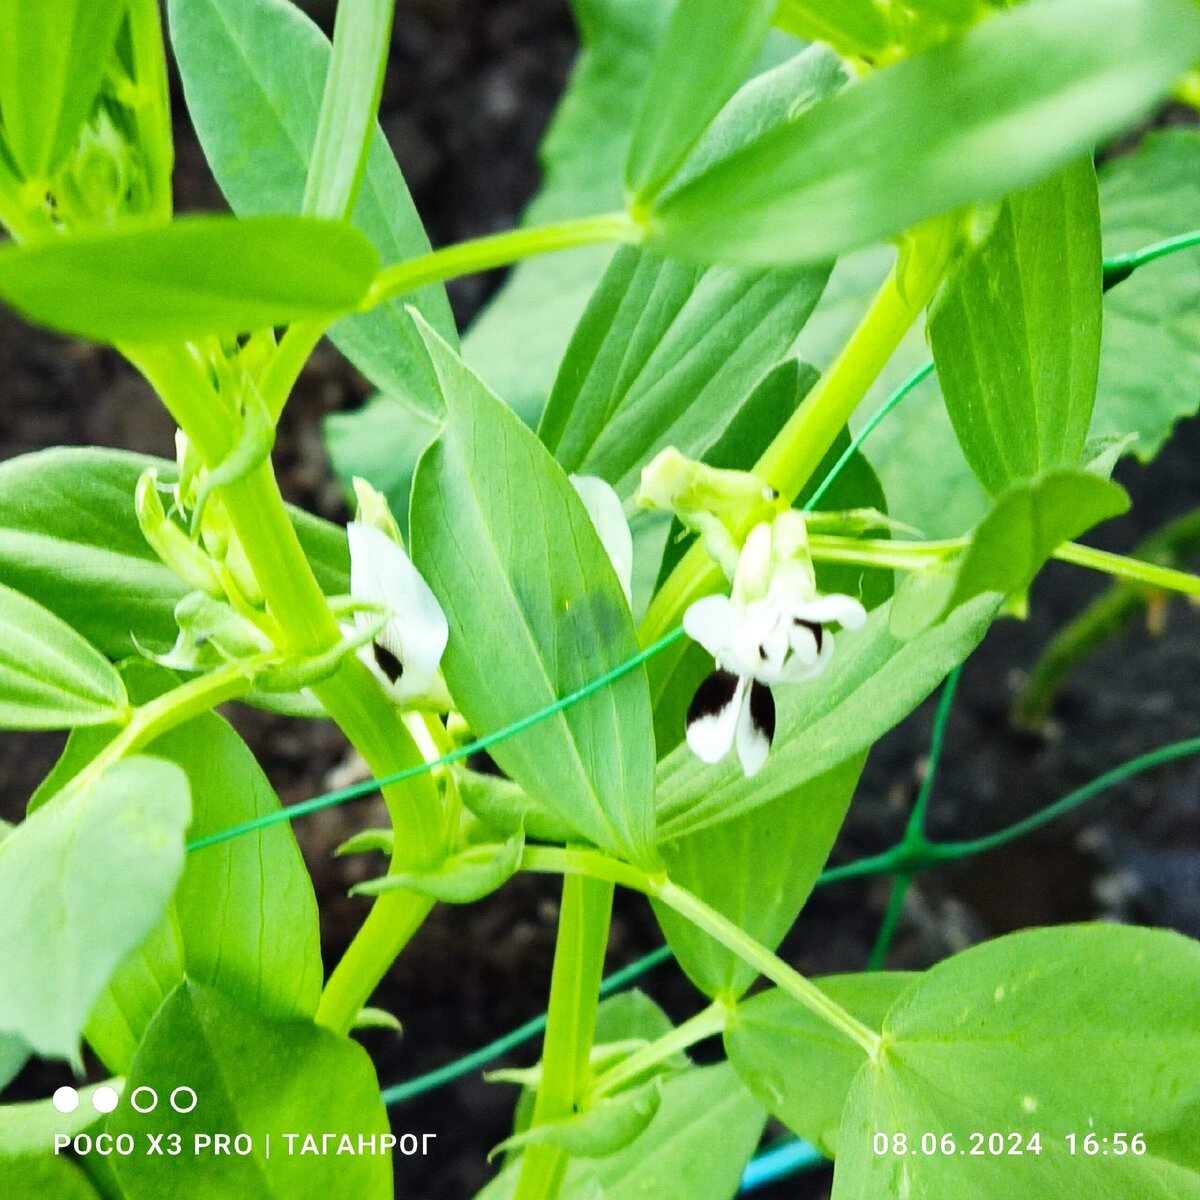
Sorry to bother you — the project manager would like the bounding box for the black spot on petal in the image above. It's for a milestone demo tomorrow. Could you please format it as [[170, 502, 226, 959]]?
[[749, 681, 776, 747], [373, 642, 404, 684], [687, 668, 740, 727], [793, 617, 823, 652]]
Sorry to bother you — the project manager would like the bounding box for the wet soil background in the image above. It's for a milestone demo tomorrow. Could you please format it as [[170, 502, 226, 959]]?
[[2, 4, 1199, 1198]]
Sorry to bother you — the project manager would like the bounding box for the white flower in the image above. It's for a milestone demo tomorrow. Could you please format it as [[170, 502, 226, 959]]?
[[682, 518, 866, 777], [571, 474, 633, 604], [348, 520, 449, 706]]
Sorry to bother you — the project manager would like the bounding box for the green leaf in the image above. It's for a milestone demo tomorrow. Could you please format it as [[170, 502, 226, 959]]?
[[0, 0, 126, 179], [355, 829, 525, 905], [0, 757, 190, 1060], [0, 582, 128, 730], [657, 594, 998, 838], [30, 662, 322, 1068], [625, 0, 777, 202], [653, 756, 865, 999], [726, 972, 917, 1155], [647, 0, 1200, 266], [0, 1156, 101, 1200], [930, 160, 1102, 493], [774, 0, 889, 57], [890, 469, 1129, 638], [461, 0, 672, 416], [481, 1063, 766, 1200], [109, 981, 392, 1200], [0, 1031, 27, 1093], [0, 1081, 125, 1156], [0, 448, 348, 660], [0, 215, 378, 344], [1093, 129, 1200, 461], [495, 1082, 662, 1160], [537, 246, 829, 499], [169, 0, 458, 413], [833, 925, 1200, 1198], [410, 318, 657, 864], [593, 990, 675, 1047]]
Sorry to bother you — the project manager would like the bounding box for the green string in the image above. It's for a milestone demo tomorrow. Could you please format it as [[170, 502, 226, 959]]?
[[186, 627, 686, 853]]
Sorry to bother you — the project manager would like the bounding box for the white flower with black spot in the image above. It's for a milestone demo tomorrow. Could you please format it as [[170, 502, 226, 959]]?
[[348, 520, 449, 706], [683, 513, 866, 777]]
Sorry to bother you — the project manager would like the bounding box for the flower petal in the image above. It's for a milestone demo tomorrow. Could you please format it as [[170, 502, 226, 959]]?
[[348, 521, 448, 698], [571, 475, 633, 604], [795, 592, 868, 630], [736, 680, 775, 776], [685, 669, 745, 765], [683, 593, 735, 661]]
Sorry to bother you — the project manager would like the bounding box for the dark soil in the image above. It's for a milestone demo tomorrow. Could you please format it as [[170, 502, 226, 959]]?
[[2, 5, 1198, 1199]]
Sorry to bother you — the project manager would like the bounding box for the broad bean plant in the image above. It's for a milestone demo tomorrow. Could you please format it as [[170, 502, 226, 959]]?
[[2, 0, 1200, 1198]]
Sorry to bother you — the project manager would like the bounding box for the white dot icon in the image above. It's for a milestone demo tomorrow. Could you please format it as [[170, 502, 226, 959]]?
[[91, 1085, 119, 1114], [52, 1086, 80, 1114]]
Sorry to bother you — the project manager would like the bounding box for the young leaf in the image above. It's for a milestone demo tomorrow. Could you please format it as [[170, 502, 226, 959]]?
[[0, 0, 126, 180], [355, 829, 525, 905], [1093, 129, 1200, 461], [0, 757, 190, 1061], [169, 0, 458, 414], [833, 925, 1200, 1198], [0, 215, 378, 344], [0, 582, 128, 730], [725, 973, 917, 1155], [653, 756, 865, 999], [494, 1082, 662, 1160], [625, 0, 777, 203], [930, 160, 1103, 493], [0, 448, 348, 659], [109, 982, 392, 1200], [537, 247, 829, 499], [410, 317, 657, 865], [647, 0, 1200, 266], [656, 594, 998, 838], [890, 469, 1129, 638]]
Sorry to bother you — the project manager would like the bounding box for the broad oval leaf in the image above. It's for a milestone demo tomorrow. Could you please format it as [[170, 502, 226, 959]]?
[[653, 756, 865, 1000], [624, 0, 777, 202], [647, 0, 1200, 266], [0, 1155, 100, 1200], [930, 159, 1103, 493], [169, 0, 458, 413], [656, 594, 998, 838], [726, 972, 917, 1155], [0, 447, 348, 661], [109, 981, 392, 1200], [0, 0, 126, 179], [834, 925, 1200, 1198], [774, 0, 889, 57], [0, 214, 378, 343], [0, 581, 128, 730], [29, 662, 323, 1069], [0, 756, 190, 1060], [410, 317, 657, 865], [0, 1081, 125, 1157]]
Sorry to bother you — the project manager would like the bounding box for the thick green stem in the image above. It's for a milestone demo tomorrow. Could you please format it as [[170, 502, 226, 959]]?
[[1052, 540, 1200, 597], [365, 213, 642, 309], [522, 847, 881, 1059], [513, 875, 615, 1200]]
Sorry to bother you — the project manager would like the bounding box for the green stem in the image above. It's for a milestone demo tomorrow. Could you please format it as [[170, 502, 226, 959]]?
[[70, 657, 267, 796], [867, 874, 911, 971], [522, 847, 881, 1059], [590, 1001, 726, 1100], [513, 875, 614, 1200], [1052, 540, 1200, 597], [365, 213, 642, 309], [142, 348, 446, 1036]]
